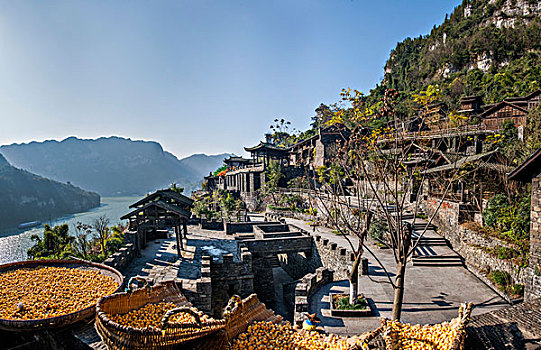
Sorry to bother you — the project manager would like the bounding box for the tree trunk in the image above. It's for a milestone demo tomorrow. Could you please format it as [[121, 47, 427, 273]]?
[[348, 252, 362, 304], [349, 274, 358, 305], [392, 261, 407, 320]]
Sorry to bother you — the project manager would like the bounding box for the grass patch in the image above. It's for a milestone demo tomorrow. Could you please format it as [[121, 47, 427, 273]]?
[[333, 294, 368, 310]]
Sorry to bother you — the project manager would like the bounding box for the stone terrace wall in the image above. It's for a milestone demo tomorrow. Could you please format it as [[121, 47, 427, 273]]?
[[209, 248, 254, 317], [200, 219, 224, 230], [293, 268, 334, 325], [277, 232, 357, 281], [184, 256, 212, 314], [103, 239, 136, 271]]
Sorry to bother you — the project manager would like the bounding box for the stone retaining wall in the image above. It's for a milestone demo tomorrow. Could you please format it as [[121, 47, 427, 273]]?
[[293, 267, 334, 325], [103, 240, 136, 271], [200, 219, 224, 230]]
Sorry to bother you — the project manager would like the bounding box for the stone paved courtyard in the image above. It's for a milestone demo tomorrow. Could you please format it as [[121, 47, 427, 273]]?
[[283, 217, 509, 335], [119, 215, 509, 336]]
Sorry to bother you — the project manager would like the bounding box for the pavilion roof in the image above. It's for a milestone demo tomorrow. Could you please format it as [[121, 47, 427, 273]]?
[[121, 200, 191, 220], [244, 142, 288, 153], [129, 189, 194, 209], [504, 89, 540, 102], [421, 150, 499, 174]]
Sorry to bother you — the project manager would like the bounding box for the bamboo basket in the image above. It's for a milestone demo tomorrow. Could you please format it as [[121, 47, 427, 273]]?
[[350, 303, 474, 350], [95, 279, 227, 350], [183, 293, 285, 350], [0, 259, 123, 332]]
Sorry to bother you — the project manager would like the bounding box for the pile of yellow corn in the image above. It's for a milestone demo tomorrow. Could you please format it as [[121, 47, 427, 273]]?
[[109, 302, 212, 330], [383, 319, 459, 350], [230, 321, 350, 350], [0, 266, 118, 320]]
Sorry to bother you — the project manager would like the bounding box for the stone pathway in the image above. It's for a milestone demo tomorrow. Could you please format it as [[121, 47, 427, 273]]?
[[283, 216, 509, 335], [123, 227, 238, 291]]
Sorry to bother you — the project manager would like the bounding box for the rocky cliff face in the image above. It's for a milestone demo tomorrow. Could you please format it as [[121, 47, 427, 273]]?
[[0, 154, 100, 229], [380, 0, 541, 108]]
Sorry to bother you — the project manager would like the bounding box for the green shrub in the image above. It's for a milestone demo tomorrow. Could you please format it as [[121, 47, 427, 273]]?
[[490, 270, 511, 287], [511, 284, 524, 296], [496, 246, 520, 260], [369, 219, 388, 242]]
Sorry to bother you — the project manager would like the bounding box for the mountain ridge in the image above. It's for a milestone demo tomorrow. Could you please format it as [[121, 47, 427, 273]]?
[[0, 136, 232, 196]]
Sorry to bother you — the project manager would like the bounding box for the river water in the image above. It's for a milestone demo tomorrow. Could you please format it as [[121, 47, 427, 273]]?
[[0, 196, 142, 264]]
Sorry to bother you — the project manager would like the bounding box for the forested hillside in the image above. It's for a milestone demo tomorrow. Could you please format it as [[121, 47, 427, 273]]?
[[368, 0, 541, 113], [0, 154, 100, 229]]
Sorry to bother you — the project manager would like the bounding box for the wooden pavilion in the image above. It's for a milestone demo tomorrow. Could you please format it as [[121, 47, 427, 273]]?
[[244, 142, 288, 167], [121, 189, 194, 257]]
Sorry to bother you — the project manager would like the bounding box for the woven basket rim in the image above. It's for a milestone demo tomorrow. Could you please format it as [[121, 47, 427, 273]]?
[[96, 280, 226, 335], [0, 259, 124, 331]]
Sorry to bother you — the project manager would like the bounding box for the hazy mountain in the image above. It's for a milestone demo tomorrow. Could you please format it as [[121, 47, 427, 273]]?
[[0, 154, 100, 229], [0, 137, 232, 196]]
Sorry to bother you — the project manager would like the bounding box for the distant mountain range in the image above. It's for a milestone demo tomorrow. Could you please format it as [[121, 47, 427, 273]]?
[[0, 154, 100, 229], [0, 137, 232, 196]]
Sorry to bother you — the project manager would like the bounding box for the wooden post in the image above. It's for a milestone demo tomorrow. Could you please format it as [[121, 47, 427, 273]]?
[[175, 222, 182, 257], [182, 219, 188, 251]]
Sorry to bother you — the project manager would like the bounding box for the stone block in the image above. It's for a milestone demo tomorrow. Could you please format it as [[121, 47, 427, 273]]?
[[295, 283, 308, 296]]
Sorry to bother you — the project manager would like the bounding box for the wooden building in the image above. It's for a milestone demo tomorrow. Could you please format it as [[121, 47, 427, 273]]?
[[458, 95, 484, 117], [288, 124, 349, 168], [480, 89, 541, 132], [480, 101, 529, 131], [244, 142, 289, 167], [121, 189, 193, 257]]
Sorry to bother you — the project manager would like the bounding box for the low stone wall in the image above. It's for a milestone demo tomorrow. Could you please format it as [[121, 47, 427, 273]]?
[[293, 267, 334, 325], [200, 219, 224, 230], [103, 241, 136, 271], [184, 255, 212, 314], [313, 234, 356, 281], [266, 211, 315, 223], [224, 221, 282, 235]]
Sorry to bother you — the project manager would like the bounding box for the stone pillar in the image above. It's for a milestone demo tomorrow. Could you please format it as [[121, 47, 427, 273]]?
[[249, 173, 255, 193]]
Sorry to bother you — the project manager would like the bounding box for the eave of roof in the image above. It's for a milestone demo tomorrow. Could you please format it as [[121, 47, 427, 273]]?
[[244, 142, 287, 152], [421, 150, 498, 174], [504, 89, 541, 102], [121, 200, 191, 220], [508, 147, 541, 182], [480, 101, 528, 118], [129, 189, 194, 209]]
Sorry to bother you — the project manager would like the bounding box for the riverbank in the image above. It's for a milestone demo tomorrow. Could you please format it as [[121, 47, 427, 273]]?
[[0, 196, 141, 264]]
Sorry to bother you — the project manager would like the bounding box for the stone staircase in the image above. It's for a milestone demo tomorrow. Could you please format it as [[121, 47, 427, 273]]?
[[269, 255, 281, 268], [407, 215, 465, 267]]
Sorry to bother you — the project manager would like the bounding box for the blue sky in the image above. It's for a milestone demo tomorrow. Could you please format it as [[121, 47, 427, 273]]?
[[0, 0, 459, 158]]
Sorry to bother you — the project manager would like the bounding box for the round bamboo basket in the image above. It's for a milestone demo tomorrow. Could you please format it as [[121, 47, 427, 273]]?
[[0, 259, 124, 332], [95, 280, 227, 350]]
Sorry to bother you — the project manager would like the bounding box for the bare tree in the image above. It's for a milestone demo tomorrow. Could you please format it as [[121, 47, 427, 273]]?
[[72, 222, 93, 259], [304, 87, 488, 319], [93, 215, 111, 255]]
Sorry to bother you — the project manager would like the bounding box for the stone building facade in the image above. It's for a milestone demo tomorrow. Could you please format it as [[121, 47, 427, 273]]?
[[509, 147, 541, 301]]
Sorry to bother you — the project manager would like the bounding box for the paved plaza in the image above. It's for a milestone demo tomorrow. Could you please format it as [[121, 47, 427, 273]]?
[[117, 215, 509, 336]]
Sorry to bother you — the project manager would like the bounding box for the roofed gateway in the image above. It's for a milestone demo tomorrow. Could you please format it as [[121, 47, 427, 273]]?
[[121, 188, 194, 256]]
